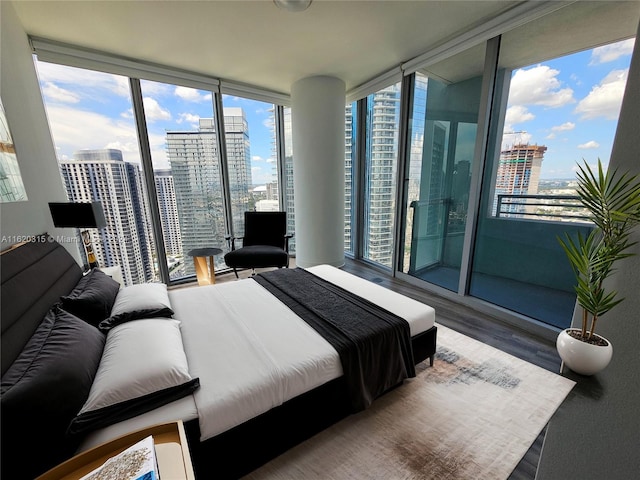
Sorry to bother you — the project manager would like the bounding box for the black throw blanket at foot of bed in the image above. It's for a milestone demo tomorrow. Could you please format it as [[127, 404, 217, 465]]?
[[254, 268, 415, 412]]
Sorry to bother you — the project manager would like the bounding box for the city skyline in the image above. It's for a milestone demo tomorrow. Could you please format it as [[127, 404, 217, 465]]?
[[34, 37, 633, 183]]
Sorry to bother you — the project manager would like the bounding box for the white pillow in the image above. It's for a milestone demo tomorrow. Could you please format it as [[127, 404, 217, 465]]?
[[99, 282, 174, 331], [68, 319, 199, 435]]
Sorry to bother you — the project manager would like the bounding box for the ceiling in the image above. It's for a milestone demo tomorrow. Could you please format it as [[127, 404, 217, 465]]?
[[11, 0, 524, 95], [11, 1, 640, 96]]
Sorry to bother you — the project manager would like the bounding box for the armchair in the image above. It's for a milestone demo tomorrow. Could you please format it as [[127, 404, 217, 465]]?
[[224, 211, 293, 278]]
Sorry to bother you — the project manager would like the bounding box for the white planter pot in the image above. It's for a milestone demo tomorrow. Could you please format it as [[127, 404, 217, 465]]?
[[556, 328, 613, 376]]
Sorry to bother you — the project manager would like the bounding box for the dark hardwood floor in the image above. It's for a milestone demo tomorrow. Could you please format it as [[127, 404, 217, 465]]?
[[216, 258, 563, 479], [339, 258, 562, 480]]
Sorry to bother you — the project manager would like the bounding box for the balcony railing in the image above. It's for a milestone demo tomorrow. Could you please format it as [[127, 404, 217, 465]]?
[[496, 194, 590, 222]]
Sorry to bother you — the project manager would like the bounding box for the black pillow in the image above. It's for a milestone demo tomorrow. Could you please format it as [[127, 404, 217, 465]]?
[[61, 268, 120, 327], [1, 306, 105, 479]]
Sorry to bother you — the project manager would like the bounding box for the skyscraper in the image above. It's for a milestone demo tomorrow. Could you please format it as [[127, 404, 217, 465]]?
[[166, 110, 252, 275], [495, 144, 547, 215], [363, 84, 401, 267], [60, 149, 155, 285], [154, 169, 182, 257]]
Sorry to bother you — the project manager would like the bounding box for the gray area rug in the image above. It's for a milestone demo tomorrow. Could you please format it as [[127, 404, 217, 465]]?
[[244, 324, 575, 480]]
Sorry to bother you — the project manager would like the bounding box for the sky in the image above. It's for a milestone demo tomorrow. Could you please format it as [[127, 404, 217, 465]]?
[[35, 62, 278, 185], [34, 37, 634, 184], [502, 38, 634, 179]]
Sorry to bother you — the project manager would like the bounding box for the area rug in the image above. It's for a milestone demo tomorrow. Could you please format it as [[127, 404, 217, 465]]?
[[243, 324, 575, 480]]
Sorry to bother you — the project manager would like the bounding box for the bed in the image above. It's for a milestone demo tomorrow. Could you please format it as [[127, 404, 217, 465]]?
[[1, 235, 437, 479]]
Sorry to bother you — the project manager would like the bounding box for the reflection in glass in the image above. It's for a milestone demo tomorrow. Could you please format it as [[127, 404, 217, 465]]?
[[0, 99, 27, 202], [402, 68, 482, 292]]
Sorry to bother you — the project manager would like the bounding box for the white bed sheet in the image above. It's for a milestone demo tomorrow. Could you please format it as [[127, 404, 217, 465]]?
[[79, 265, 435, 450]]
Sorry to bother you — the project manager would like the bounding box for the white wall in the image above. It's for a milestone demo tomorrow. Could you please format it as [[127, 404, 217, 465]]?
[[0, 2, 79, 261], [291, 75, 346, 268], [600, 22, 640, 379]]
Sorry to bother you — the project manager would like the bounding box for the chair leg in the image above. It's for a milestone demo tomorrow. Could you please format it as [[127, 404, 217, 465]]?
[[233, 268, 239, 279]]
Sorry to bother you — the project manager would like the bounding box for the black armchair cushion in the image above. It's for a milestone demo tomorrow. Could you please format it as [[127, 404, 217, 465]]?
[[243, 211, 288, 249], [225, 245, 289, 269]]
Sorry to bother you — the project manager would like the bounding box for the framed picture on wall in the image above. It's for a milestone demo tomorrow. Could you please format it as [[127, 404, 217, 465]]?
[[0, 98, 28, 202]]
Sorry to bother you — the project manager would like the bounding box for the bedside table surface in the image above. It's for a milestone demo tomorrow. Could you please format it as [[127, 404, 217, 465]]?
[[36, 421, 195, 480]]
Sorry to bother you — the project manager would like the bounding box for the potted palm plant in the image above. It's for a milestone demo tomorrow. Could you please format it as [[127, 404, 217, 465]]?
[[556, 158, 640, 375]]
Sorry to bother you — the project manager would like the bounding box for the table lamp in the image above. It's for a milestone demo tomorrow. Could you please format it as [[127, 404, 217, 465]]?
[[49, 202, 106, 269]]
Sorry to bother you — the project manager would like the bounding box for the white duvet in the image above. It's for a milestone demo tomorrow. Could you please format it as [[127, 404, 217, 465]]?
[[174, 265, 435, 442], [79, 265, 435, 449], [172, 277, 344, 441]]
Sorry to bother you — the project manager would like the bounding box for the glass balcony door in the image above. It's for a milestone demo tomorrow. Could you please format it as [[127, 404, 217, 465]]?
[[401, 46, 485, 292]]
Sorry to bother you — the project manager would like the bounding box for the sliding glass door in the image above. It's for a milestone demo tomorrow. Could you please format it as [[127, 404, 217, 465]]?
[[400, 45, 485, 292]]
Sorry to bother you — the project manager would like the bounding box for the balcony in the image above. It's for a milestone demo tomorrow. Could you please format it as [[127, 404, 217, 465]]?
[[495, 194, 590, 223], [407, 195, 593, 330]]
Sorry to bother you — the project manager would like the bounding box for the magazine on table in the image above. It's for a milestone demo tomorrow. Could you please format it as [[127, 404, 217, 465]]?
[[79, 435, 160, 480]]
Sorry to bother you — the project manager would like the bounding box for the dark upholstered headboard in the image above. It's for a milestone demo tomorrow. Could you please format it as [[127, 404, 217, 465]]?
[[1, 234, 82, 376]]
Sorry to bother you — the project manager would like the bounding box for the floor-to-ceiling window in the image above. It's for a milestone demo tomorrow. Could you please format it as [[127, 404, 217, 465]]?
[[221, 97, 279, 233], [470, 30, 633, 329], [281, 106, 296, 253], [138, 80, 225, 282], [35, 62, 157, 286], [33, 49, 291, 285], [362, 82, 402, 268], [345, 102, 357, 254], [390, 4, 635, 331]]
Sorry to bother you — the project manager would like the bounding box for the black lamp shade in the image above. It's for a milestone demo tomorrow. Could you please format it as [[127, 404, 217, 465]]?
[[49, 202, 106, 229]]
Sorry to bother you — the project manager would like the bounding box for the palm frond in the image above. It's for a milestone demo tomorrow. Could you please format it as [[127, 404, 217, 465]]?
[[559, 158, 640, 337]]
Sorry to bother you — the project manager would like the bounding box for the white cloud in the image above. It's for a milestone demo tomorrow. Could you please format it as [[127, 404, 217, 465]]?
[[147, 131, 170, 169], [505, 105, 534, 126], [36, 61, 130, 98], [42, 82, 80, 104], [574, 69, 628, 120], [174, 86, 212, 103], [253, 155, 277, 164], [176, 112, 200, 129], [45, 104, 140, 162], [140, 81, 173, 97], [143, 97, 171, 121], [590, 39, 635, 65], [508, 65, 575, 108], [251, 165, 276, 185], [551, 122, 575, 132], [578, 140, 600, 149]]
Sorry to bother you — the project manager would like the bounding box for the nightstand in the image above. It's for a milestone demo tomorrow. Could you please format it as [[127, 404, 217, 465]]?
[[36, 421, 195, 480]]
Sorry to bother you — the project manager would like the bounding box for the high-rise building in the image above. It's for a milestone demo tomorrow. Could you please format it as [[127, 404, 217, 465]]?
[[166, 110, 252, 275], [495, 144, 547, 215], [345, 102, 354, 252], [154, 169, 182, 257], [363, 85, 401, 267], [60, 149, 155, 285], [282, 108, 296, 252]]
